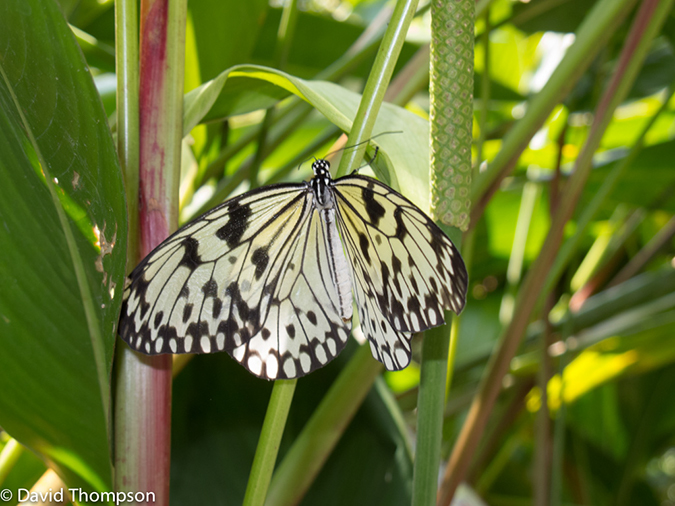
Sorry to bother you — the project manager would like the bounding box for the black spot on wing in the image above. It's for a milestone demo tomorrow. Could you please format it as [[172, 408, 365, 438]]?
[[394, 207, 407, 239], [212, 298, 222, 319], [251, 247, 269, 280], [183, 303, 193, 323], [359, 233, 371, 265], [307, 311, 317, 325], [179, 237, 201, 270], [202, 278, 218, 298], [153, 311, 163, 329], [362, 183, 386, 226], [216, 202, 251, 248]]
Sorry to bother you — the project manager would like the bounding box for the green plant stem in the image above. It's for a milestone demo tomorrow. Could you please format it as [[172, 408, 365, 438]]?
[[438, 0, 672, 503], [115, 0, 140, 268], [260, 3, 419, 504], [336, 0, 420, 178], [265, 345, 383, 506], [249, 0, 298, 188], [470, 0, 637, 221], [413, 311, 457, 506], [476, 7, 491, 166], [413, 0, 473, 503], [243, 380, 297, 506], [0, 438, 23, 486]]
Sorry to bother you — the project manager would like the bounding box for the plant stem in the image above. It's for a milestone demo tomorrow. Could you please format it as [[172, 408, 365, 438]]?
[[0, 438, 23, 486], [413, 0, 474, 502], [243, 380, 297, 506], [336, 0, 420, 178], [115, 0, 140, 267], [265, 345, 383, 506], [260, 3, 420, 504], [114, 0, 187, 503]]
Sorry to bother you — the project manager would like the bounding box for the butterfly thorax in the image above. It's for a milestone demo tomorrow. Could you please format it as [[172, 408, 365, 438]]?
[[310, 158, 334, 209]]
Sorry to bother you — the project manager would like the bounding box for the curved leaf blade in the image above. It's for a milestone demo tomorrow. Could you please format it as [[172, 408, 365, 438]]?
[[183, 64, 431, 210]]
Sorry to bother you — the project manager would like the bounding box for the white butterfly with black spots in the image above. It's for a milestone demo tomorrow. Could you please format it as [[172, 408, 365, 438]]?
[[119, 157, 468, 380]]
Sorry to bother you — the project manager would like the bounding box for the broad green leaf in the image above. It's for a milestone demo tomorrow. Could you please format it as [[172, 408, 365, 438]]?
[[184, 65, 430, 210], [0, 0, 126, 494]]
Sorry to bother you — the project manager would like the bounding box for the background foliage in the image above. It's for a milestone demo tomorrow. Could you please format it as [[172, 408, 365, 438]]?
[[1, 0, 675, 505]]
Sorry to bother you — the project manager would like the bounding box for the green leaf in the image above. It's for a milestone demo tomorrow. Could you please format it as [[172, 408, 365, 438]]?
[[184, 65, 430, 209], [0, 0, 126, 494]]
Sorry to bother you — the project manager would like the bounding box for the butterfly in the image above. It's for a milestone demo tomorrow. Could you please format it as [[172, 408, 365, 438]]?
[[119, 155, 468, 380]]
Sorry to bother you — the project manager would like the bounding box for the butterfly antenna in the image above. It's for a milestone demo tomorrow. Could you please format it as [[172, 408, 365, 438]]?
[[323, 130, 402, 160], [351, 146, 379, 175], [299, 131, 400, 169]]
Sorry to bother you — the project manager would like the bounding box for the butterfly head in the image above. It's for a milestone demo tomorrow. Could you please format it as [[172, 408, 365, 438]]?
[[312, 158, 331, 179]]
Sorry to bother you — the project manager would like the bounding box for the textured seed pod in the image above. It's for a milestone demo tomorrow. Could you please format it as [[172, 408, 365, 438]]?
[[429, 0, 474, 231]]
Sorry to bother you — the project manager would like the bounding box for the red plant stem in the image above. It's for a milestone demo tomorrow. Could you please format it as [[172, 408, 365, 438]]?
[[114, 0, 183, 504], [139, 0, 173, 255]]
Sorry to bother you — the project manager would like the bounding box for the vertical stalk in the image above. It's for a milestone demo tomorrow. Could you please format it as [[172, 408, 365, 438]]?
[[412, 1, 474, 505], [115, 0, 140, 266], [114, 0, 187, 504], [0, 438, 23, 485], [243, 380, 297, 506], [336, 0, 420, 177]]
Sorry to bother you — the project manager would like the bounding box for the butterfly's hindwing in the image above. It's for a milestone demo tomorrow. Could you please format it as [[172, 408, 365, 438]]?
[[229, 202, 351, 379]]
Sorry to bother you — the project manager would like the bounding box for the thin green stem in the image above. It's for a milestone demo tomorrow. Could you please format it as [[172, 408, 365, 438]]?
[[115, 0, 140, 269], [265, 345, 383, 506], [249, 0, 299, 188], [260, 3, 420, 504], [0, 438, 23, 486], [243, 380, 297, 506], [336, 0, 420, 178], [413, 0, 473, 502], [476, 7, 491, 166]]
